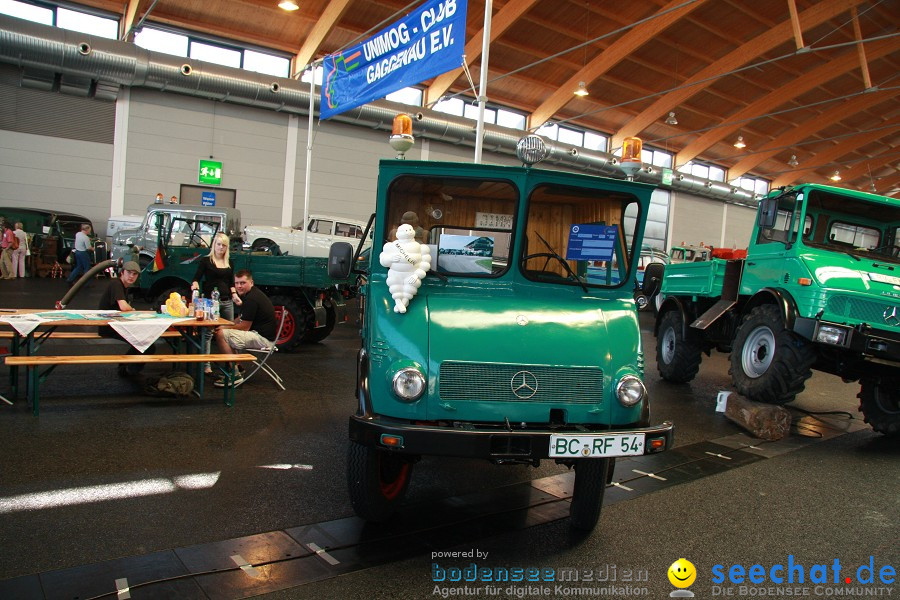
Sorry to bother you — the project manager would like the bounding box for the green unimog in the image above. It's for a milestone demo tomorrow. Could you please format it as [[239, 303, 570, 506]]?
[[328, 136, 674, 531], [654, 183, 899, 436]]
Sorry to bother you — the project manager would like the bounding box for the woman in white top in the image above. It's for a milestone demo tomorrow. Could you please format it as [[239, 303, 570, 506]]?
[[11, 222, 27, 277]]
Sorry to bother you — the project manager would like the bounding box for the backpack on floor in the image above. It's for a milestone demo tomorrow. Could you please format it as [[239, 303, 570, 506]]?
[[144, 372, 195, 399]]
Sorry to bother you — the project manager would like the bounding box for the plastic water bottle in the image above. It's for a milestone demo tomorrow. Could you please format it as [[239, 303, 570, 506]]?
[[211, 289, 220, 320], [191, 288, 199, 308]]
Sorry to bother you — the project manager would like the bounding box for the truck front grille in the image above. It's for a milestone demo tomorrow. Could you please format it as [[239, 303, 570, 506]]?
[[439, 362, 602, 404], [826, 295, 900, 329]]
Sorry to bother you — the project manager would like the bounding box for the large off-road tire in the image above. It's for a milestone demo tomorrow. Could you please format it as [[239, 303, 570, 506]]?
[[656, 309, 702, 383], [154, 284, 190, 309], [729, 304, 816, 405], [302, 303, 336, 343], [269, 295, 306, 352], [347, 441, 414, 522], [569, 458, 610, 531], [251, 238, 277, 253], [858, 379, 900, 437]]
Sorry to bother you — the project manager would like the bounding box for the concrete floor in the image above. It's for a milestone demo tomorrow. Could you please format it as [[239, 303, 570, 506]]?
[[0, 277, 896, 599]]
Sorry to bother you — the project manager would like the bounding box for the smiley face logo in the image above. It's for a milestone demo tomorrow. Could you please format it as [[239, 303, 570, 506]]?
[[668, 558, 696, 588]]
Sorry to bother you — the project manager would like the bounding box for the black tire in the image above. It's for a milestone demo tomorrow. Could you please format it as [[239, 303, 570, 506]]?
[[269, 295, 306, 352], [858, 379, 900, 437], [347, 441, 414, 522], [656, 309, 702, 383], [251, 238, 277, 253], [729, 304, 816, 405], [569, 458, 610, 531], [303, 303, 336, 343]]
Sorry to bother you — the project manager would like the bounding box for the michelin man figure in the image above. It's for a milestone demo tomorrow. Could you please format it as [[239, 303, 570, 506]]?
[[380, 223, 432, 313]]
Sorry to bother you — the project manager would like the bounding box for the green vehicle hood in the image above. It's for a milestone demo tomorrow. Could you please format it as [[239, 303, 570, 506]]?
[[800, 251, 900, 294]]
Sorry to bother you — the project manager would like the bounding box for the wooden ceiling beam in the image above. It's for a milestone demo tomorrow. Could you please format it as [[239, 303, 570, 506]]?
[[613, 0, 870, 147], [840, 150, 899, 186], [120, 0, 141, 41], [770, 115, 900, 188], [677, 37, 898, 168], [293, 0, 353, 72], [425, 0, 540, 106], [528, 0, 709, 131], [728, 90, 895, 178]]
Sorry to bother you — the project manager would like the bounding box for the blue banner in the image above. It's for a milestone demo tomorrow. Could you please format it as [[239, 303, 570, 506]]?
[[320, 0, 467, 120]]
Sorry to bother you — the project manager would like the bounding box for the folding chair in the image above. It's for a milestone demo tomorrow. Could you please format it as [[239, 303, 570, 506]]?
[[236, 310, 286, 390]]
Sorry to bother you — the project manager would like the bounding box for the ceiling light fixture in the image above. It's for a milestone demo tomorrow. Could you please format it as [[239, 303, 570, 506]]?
[[665, 111, 678, 125], [574, 81, 589, 97], [830, 171, 841, 182], [788, 155, 798, 167], [278, 0, 300, 11], [733, 135, 746, 149]]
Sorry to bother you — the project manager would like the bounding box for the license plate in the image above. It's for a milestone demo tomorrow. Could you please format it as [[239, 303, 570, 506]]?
[[549, 434, 645, 458], [869, 272, 900, 286]]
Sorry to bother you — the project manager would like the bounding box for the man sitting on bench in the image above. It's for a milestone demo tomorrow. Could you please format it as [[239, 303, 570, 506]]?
[[213, 269, 276, 387], [98, 260, 156, 376]]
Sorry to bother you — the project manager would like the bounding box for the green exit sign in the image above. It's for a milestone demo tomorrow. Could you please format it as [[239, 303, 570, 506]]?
[[199, 160, 223, 185], [661, 168, 673, 186]]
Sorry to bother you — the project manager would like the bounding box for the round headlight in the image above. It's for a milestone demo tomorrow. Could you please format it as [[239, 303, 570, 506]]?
[[392, 368, 425, 401], [616, 375, 646, 407]]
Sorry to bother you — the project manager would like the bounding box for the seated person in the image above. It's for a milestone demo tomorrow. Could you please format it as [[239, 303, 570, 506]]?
[[213, 269, 277, 387], [388, 211, 425, 243], [98, 261, 155, 376]]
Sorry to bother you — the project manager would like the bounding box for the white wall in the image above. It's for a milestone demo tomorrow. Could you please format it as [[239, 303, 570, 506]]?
[[0, 82, 758, 246], [0, 130, 112, 233]]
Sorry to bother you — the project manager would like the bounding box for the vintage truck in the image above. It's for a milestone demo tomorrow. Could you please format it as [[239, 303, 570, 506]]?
[[327, 135, 674, 531], [136, 215, 351, 350], [654, 183, 899, 435]]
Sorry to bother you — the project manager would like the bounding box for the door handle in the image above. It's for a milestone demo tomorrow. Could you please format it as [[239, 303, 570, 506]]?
[[746, 262, 755, 266]]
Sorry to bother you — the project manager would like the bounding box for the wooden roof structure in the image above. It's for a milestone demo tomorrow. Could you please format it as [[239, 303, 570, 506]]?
[[73, 0, 899, 196]]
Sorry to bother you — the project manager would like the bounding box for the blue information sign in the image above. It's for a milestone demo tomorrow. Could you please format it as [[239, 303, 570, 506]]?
[[201, 191, 216, 207], [565, 224, 618, 262]]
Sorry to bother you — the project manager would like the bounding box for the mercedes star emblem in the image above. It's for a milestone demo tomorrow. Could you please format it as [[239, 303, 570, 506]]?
[[511, 370, 538, 399], [884, 306, 899, 326], [516, 315, 529, 326]]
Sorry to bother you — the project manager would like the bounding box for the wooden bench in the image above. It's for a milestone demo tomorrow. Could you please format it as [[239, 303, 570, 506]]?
[[5, 353, 257, 415]]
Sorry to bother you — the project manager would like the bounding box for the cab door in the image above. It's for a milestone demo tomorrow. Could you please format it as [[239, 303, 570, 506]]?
[[741, 197, 802, 294]]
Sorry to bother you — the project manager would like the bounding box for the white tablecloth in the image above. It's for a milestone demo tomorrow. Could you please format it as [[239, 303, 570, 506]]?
[[0, 311, 195, 352]]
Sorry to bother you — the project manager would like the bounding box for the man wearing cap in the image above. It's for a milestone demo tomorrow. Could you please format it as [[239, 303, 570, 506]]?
[[98, 261, 155, 376]]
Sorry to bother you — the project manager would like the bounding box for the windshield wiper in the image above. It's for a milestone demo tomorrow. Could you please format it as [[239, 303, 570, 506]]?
[[534, 231, 588, 293]]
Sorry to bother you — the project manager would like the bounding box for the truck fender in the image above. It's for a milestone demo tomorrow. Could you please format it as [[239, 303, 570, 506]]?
[[654, 295, 691, 338], [743, 288, 799, 329], [356, 348, 373, 417]]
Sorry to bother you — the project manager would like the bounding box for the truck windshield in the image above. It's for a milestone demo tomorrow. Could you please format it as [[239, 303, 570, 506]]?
[[385, 175, 517, 276], [801, 190, 900, 264], [522, 183, 640, 288]]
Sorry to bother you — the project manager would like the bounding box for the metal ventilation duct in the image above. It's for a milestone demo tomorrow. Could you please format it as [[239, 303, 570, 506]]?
[[0, 14, 755, 205]]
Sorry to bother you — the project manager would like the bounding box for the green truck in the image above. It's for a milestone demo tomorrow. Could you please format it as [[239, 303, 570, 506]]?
[[654, 183, 900, 435], [136, 216, 350, 350], [327, 136, 674, 531]]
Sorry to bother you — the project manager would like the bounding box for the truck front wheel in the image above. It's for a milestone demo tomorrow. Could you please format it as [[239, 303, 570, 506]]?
[[347, 442, 415, 522], [270, 295, 306, 352], [858, 379, 900, 437], [569, 458, 610, 531], [730, 304, 815, 404], [656, 309, 702, 383]]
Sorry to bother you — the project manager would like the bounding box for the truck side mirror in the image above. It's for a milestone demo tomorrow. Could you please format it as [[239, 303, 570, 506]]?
[[757, 197, 777, 228], [328, 242, 354, 279]]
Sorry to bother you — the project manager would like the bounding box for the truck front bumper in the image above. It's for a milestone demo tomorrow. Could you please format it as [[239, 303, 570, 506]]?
[[795, 317, 900, 364], [348, 415, 674, 461]]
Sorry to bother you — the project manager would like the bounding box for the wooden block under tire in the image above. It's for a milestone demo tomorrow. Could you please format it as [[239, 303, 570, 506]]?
[[721, 391, 791, 441]]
